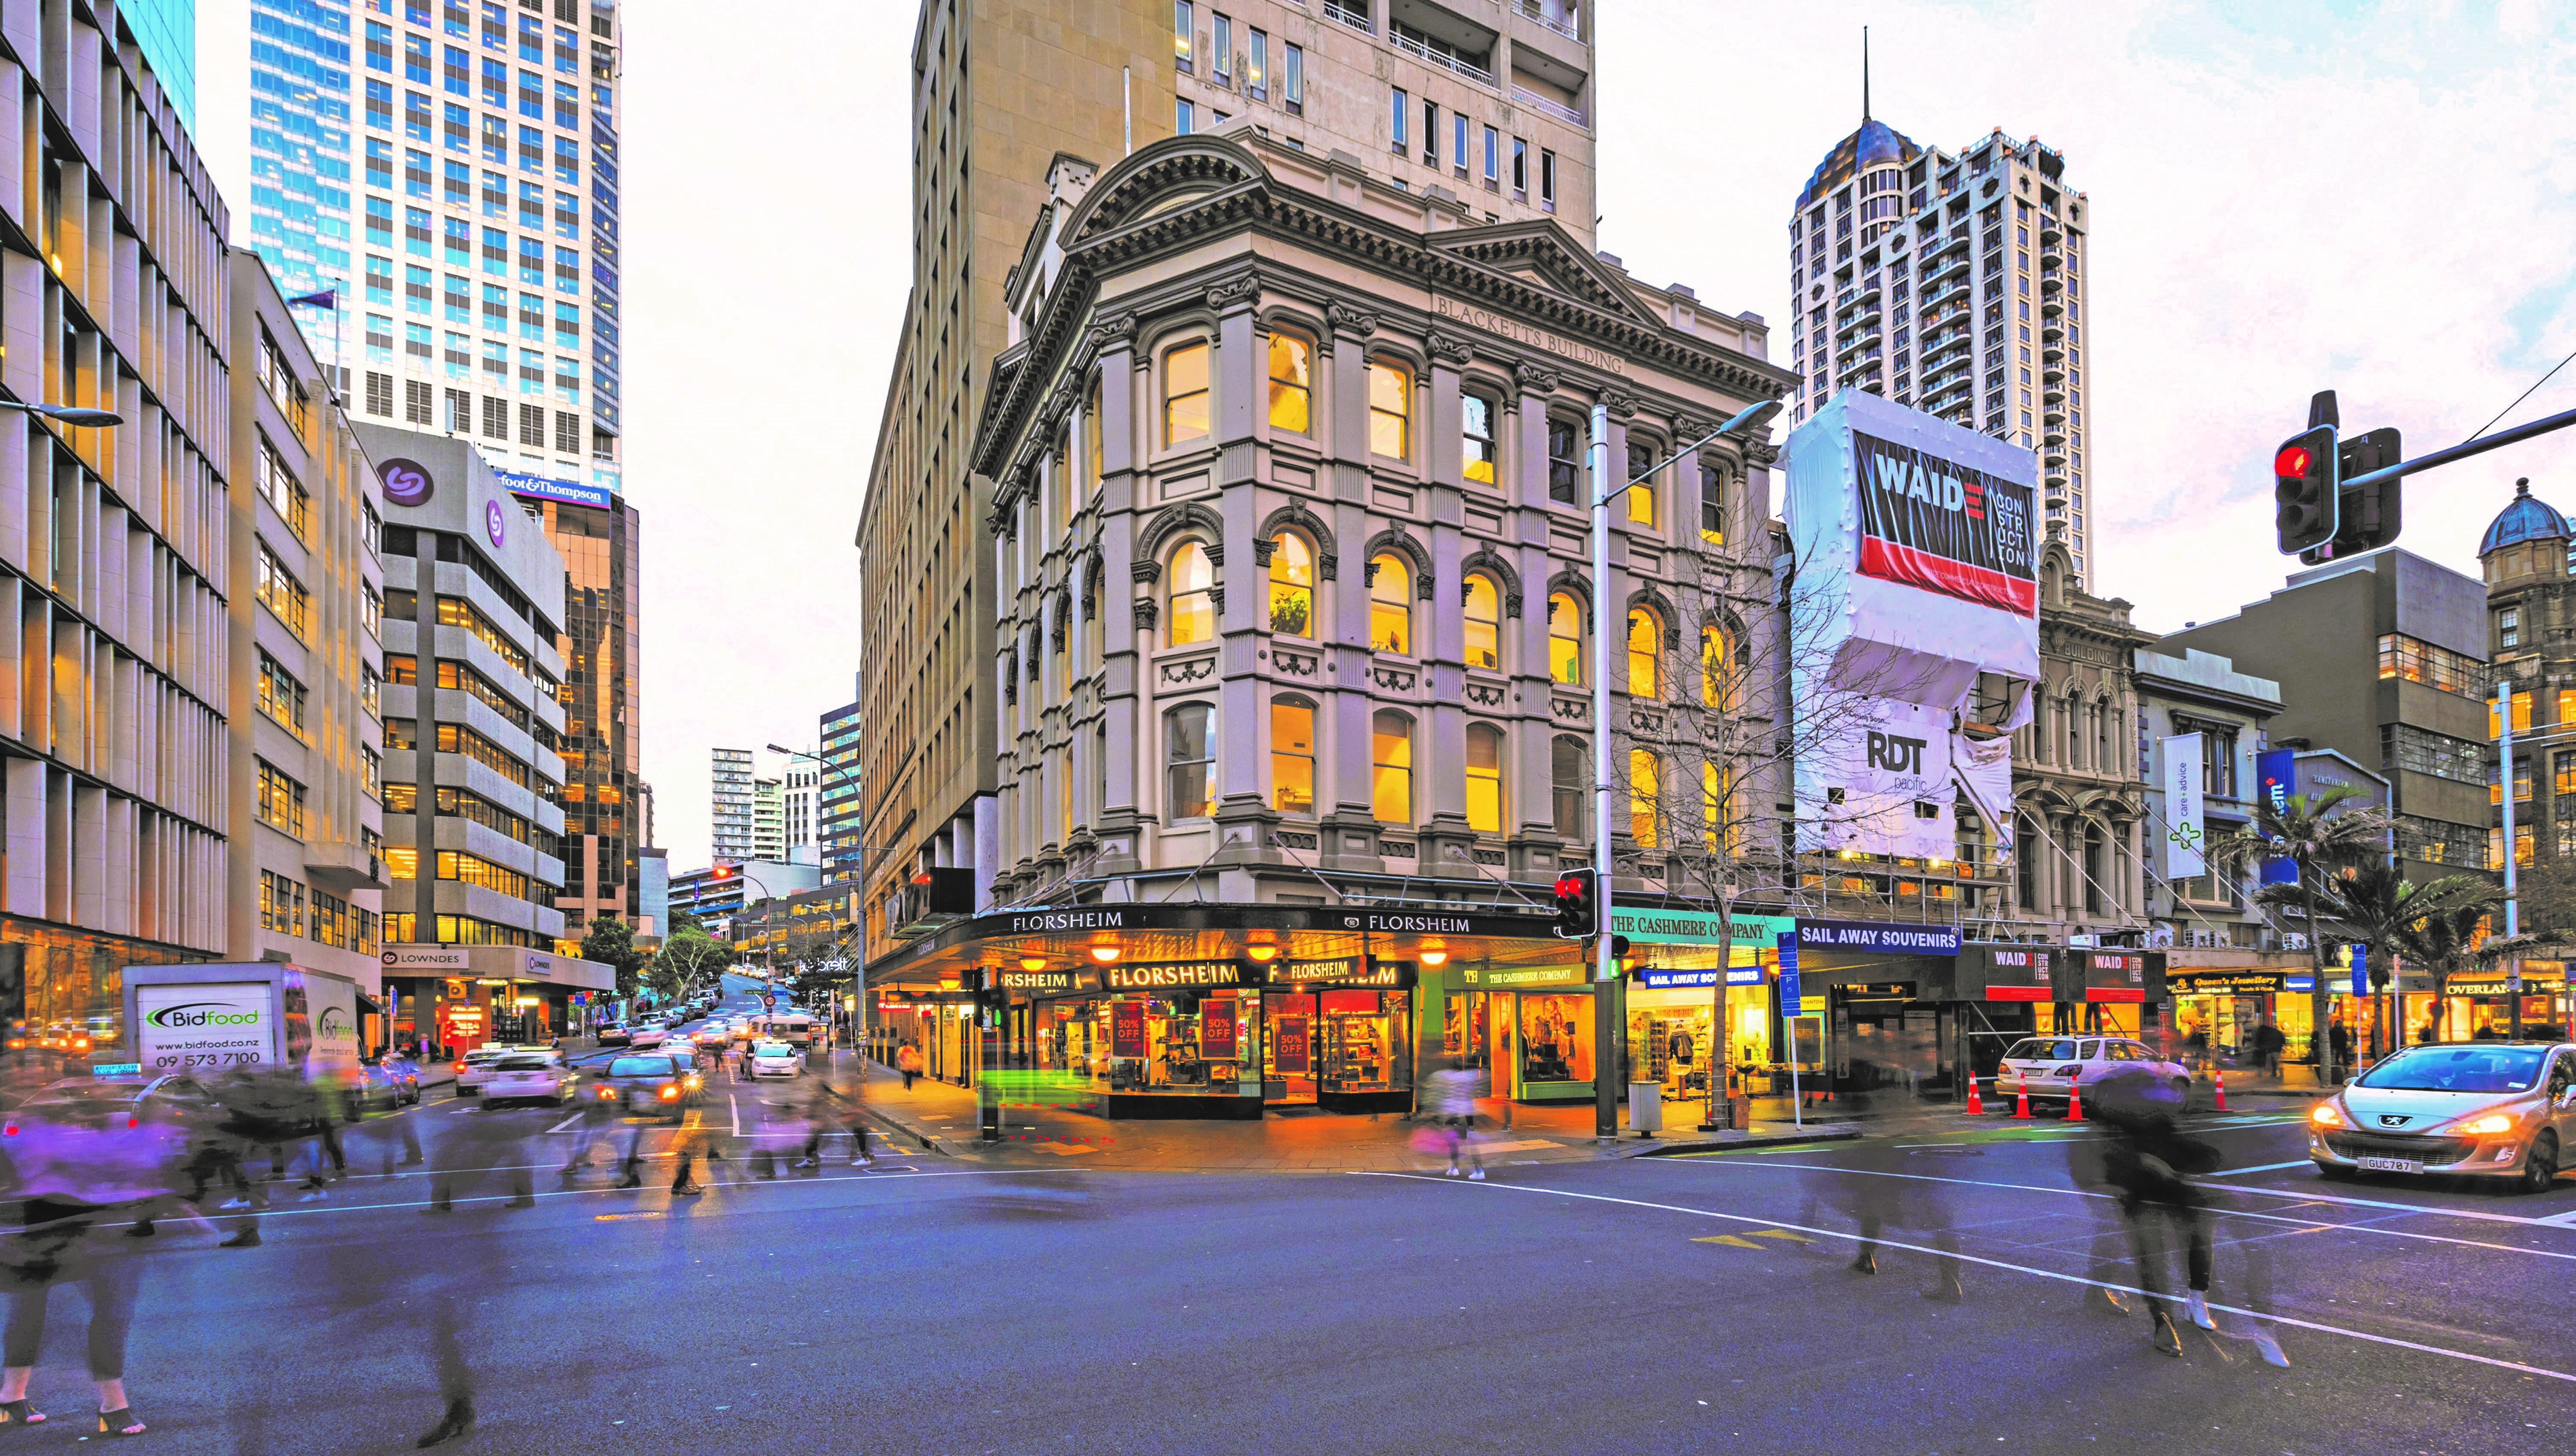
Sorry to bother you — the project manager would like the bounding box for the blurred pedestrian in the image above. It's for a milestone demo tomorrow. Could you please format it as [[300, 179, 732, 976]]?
[[2251, 1017, 2285, 1080], [2183, 1025, 2210, 1072], [1806, 1138, 1964, 1301], [2328, 1021, 2353, 1082], [2092, 1069, 2221, 1357], [423, 1101, 537, 1214], [896, 1040, 922, 1091], [1424, 1059, 1484, 1180]]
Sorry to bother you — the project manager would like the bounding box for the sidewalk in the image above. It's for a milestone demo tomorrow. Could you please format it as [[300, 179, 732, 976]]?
[[828, 1051, 1859, 1171]]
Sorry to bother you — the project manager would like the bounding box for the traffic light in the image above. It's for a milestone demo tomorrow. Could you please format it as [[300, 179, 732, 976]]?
[[2301, 427, 2404, 564], [2274, 424, 2339, 554], [1552, 868, 1599, 940]]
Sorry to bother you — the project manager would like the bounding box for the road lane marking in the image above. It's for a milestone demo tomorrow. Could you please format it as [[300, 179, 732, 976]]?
[[1359, 1171, 2576, 1385], [2206, 1161, 2315, 1177], [545, 1113, 583, 1134], [1693, 1234, 1763, 1247]]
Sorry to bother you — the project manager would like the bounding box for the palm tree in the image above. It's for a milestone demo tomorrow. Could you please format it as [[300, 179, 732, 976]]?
[[2253, 861, 2504, 1057], [2210, 784, 2394, 1082]]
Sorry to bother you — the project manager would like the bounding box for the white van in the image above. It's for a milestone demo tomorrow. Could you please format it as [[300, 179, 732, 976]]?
[[746, 1013, 816, 1049]]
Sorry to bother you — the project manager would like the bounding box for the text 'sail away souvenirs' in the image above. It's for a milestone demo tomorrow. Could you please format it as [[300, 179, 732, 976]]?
[[1784, 391, 2042, 859]]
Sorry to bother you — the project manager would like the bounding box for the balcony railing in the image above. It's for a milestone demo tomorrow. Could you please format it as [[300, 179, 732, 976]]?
[[1390, 29, 1495, 86], [1513, 85, 1586, 127], [1322, 0, 1371, 33], [1516, 1, 1582, 42]]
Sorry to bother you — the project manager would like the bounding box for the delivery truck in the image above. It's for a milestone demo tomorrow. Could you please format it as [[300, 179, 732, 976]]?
[[121, 962, 364, 1077]]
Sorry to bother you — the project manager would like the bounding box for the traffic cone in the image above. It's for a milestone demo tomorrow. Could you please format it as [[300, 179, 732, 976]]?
[[2011, 1074, 2033, 1119], [2066, 1077, 2084, 1122], [1964, 1073, 1985, 1116], [2213, 1069, 2228, 1113]]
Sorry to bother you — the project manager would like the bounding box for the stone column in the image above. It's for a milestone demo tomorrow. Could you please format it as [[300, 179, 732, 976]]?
[[1089, 313, 1145, 880], [1319, 301, 1385, 877]]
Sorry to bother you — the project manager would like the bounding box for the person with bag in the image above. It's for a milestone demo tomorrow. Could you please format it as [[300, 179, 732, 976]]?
[[1423, 1059, 1485, 1180], [2092, 1068, 2224, 1357], [895, 1040, 923, 1091]]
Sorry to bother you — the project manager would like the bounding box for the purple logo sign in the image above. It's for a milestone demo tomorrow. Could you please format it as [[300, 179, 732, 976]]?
[[378, 457, 433, 507], [484, 499, 507, 548]]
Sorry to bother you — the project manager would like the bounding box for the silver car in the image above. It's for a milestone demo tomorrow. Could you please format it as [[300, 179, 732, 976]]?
[[1994, 1035, 2191, 1113], [2308, 1041, 2576, 1193]]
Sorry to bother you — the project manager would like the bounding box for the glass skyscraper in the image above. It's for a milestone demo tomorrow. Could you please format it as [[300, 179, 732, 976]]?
[[126, 0, 197, 130], [245, 0, 624, 498]]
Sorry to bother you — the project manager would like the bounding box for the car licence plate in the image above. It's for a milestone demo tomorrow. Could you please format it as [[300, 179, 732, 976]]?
[[2357, 1156, 2422, 1174]]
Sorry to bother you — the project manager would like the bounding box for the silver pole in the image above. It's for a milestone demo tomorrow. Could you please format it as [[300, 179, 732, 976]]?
[[2499, 677, 2520, 937], [1589, 401, 1616, 1141]]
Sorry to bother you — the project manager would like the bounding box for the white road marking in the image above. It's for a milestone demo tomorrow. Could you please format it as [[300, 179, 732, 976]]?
[[545, 1113, 583, 1134], [2206, 1161, 2316, 1177], [729, 1095, 742, 1137], [1360, 1171, 2576, 1385]]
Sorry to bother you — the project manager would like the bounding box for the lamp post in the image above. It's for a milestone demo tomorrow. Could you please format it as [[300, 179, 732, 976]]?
[[768, 743, 883, 1048], [0, 400, 121, 427], [1586, 399, 1781, 1142]]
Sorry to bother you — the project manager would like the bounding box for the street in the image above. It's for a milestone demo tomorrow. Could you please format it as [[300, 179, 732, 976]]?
[[36, 977, 2573, 1454]]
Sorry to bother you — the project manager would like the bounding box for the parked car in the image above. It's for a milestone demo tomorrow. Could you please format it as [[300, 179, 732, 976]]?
[[480, 1053, 577, 1107], [354, 1056, 422, 1111], [2309, 1041, 2575, 1193], [747, 1041, 803, 1079], [592, 1054, 701, 1120], [453, 1047, 512, 1096], [1994, 1036, 2191, 1113]]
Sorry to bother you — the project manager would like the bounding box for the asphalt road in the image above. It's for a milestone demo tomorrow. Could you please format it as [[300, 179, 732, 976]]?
[[27, 983, 2576, 1453]]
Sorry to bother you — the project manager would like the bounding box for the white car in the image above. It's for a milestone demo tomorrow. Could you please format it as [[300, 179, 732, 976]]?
[[453, 1047, 510, 1096], [747, 1041, 804, 1079], [629, 1025, 669, 1050], [481, 1053, 578, 1106], [1994, 1035, 2191, 1113]]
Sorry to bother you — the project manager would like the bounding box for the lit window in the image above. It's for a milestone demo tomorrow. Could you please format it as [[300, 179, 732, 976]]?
[[1699, 459, 1726, 544], [1369, 553, 1413, 654], [1548, 591, 1584, 685], [1630, 750, 1662, 847], [1268, 533, 1313, 637], [1167, 541, 1215, 645], [1627, 608, 1662, 698], [1164, 341, 1210, 445], [1267, 331, 1311, 433], [1703, 764, 1733, 853], [1701, 625, 1734, 708], [1466, 723, 1505, 834], [1463, 574, 1501, 670], [1372, 710, 1414, 824], [1367, 359, 1409, 459], [1625, 442, 1659, 527], [1166, 704, 1213, 818], [1271, 700, 1315, 815]]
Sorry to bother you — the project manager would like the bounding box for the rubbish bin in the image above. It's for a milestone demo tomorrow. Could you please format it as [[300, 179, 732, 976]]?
[[1627, 1082, 1663, 1137], [1729, 1092, 1752, 1131]]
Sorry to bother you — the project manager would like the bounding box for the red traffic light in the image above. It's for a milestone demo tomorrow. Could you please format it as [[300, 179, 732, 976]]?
[[2274, 444, 2312, 477]]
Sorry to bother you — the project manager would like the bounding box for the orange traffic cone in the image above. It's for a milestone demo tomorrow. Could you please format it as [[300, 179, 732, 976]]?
[[2011, 1074, 2033, 1119], [2066, 1077, 2084, 1122], [2213, 1069, 2228, 1113], [1964, 1073, 1985, 1116]]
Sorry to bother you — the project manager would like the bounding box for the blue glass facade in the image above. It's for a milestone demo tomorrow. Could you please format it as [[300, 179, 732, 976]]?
[[248, 0, 356, 304], [125, 0, 199, 131]]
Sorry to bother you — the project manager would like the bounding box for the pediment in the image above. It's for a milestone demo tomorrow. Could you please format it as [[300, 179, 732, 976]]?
[[1428, 221, 1657, 324]]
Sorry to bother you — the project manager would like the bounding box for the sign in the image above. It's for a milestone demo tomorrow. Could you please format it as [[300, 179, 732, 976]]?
[[2255, 749, 2297, 885], [484, 498, 508, 547], [2163, 732, 2206, 878], [1776, 933, 1800, 1011], [1982, 946, 2054, 1002], [997, 969, 1093, 994], [1202, 1001, 1239, 1059], [493, 466, 614, 510], [1110, 1001, 1146, 1058], [2084, 950, 2149, 1003], [378, 457, 434, 506], [1795, 919, 1962, 956], [2349, 945, 2369, 1000], [1634, 967, 1764, 989], [384, 945, 472, 971], [1103, 960, 1257, 991], [2168, 971, 2287, 995], [135, 982, 277, 1072], [1460, 964, 1588, 989], [1274, 1014, 1311, 1073], [1431, 295, 1626, 374], [1848, 427, 2037, 616], [1267, 958, 1415, 989], [1807, 696, 1954, 859], [2448, 967, 2564, 996], [762, 994, 777, 1010], [1612, 907, 1796, 949]]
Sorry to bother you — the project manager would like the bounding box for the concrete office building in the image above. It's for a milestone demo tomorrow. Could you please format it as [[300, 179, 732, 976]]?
[[819, 685, 864, 880], [857, 0, 1601, 962], [0, 8, 231, 1044], [781, 764, 818, 865], [753, 773, 786, 863], [710, 746, 754, 863], [1788, 117, 2098, 584], [525, 476, 642, 932], [361, 424, 609, 1044], [226, 250, 391, 989], [238, 0, 627, 496], [2164, 549, 2491, 887], [668, 858, 819, 941]]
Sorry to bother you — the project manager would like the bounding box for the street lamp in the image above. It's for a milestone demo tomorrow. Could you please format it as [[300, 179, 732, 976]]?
[[0, 400, 121, 427], [1585, 396, 1781, 1142]]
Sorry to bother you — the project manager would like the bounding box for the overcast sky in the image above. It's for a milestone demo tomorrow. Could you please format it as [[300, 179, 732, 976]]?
[[200, 1, 2576, 870]]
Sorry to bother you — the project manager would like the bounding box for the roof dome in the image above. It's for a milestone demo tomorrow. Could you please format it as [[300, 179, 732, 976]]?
[[2480, 477, 2570, 555], [1794, 119, 1919, 210]]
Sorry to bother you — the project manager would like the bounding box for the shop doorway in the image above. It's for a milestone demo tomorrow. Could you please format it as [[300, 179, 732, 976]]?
[[1264, 992, 1316, 1106]]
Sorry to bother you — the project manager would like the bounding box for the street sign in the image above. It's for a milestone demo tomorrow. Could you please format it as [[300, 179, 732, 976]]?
[[1776, 932, 1800, 1012], [762, 994, 776, 1010], [2349, 945, 2368, 1000]]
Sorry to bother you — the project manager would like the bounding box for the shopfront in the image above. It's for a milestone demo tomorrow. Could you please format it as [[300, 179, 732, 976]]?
[[1613, 909, 1795, 1096], [1445, 961, 1597, 1103], [2169, 970, 2288, 1063], [1263, 957, 1414, 1114], [380, 946, 613, 1056], [1794, 919, 1967, 1097], [2434, 964, 2570, 1044], [1955, 944, 2058, 1083]]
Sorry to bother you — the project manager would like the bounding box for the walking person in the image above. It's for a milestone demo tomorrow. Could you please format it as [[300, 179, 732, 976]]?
[[2092, 1069, 2221, 1357], [1423, 1058, 1485, 1180], [895, 1040, 923, 1091], [2328, 1020, 2354, 1083], [2251, 1015, 2286, 1081]]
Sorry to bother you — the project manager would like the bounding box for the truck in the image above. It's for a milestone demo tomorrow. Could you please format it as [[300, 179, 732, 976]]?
[[121, 962, 364, 1079]]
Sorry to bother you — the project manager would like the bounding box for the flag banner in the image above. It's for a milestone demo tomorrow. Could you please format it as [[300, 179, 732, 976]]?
[[2163, 732, 2207, 878]]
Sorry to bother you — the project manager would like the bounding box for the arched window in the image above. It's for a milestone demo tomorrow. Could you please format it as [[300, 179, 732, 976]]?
[[1369, 553, 1413, 654], [1629, 749, 1661, 847], [1463, 573, 1501, 670], [1371, 710, 1413, 823], [1268, 533, 1313, 636], [1271, 698, 1315, 814], [1552, 736, 1587, 841], [1165, 703, 1213, 818], [1164, 340, 1210, 446], [1548, 591, 1584, 685], [1367, 359, 1410, 460], [1466, 722, 1505, 833], [1627, 607, 1662, 698], [1267, 331, 1311, 433], [1625, 441, 1659, 528], [1167, 541, 1215, 645], [1462, 393, 1496, 486], [1700, 624, 1734, 708]]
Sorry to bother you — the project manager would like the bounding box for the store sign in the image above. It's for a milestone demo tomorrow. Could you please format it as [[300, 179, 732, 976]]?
[[1850, 427, 2038, 616], [493, 466, 614, 510], [1612, 908, 1797, 948], [2168, 972, 2284, 994], [1202, 1002, 1239, 1059], [1274, 1014, 1311, 1073], [2255, 749, 2298, 885], [1110, 1001, 1146, 1057], [998, 969, 1094, 994], [1267, 958, 1415, 989], [1796, 919, 1961, 956], [2084, 951, 2149, 1003], [1982, 947, 2054, 1002], [1102, 960, 1257, 991], [1461, 964, 1588, 988], [1635, 967, 1764, 989], [2447, 970, 2566, 997], [383, 945, 472, 971]]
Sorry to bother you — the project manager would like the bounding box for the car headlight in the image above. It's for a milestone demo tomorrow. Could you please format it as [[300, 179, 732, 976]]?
[[2310, 1103, 2346, 1127], [2457, 1113, 2517, 1136]]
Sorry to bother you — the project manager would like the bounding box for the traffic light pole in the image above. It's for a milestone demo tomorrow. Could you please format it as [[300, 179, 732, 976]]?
[[2338, 401, 2576, 496], [1589, 403, 1619, 1143]]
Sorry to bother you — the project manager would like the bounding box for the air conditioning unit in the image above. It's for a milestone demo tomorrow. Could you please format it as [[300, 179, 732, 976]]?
[[2188, 929, 2223, 949], [2281, 932, 2310, 952], [2069, 933, 2098, 949]]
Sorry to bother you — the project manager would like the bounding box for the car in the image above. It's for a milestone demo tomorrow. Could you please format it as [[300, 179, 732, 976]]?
[[355, 1056, 422, 1111], [596, 1024, 632, 1047], [3, 1074, 218, 1151], [692, 1026, 731, 1052], [2308, 1041, 2576, 1193], [453, 1047, 512, 1096], [480, 1053, 578, 1107], [1994, 1035, 2191, 1113], [629, 1025, 669, 1050], [746, 1041, 803, 1079], [591, 1053, 702, 1119]]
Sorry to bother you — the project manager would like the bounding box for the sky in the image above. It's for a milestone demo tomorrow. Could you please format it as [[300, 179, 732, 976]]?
[[197, 1, 2576, 869]]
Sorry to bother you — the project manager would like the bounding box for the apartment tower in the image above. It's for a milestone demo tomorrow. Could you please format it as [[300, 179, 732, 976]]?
[[241, 0, 627, 497], [710, 746, 754, 863], [858, 0, 1599, 961], [1788, 116, 2096, 583], [819, 685, 863, 880]]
